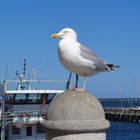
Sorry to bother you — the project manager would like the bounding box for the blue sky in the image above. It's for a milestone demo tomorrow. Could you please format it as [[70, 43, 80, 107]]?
[[0, 0, 140, 98]]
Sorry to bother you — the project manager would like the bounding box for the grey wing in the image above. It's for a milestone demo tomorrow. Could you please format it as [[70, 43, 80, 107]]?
[[79, 45, 108, 71]]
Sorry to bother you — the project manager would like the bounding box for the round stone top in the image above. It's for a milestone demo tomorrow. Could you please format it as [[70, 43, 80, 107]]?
[[42, 90, 110, 132], [47, 90, 105, 121]]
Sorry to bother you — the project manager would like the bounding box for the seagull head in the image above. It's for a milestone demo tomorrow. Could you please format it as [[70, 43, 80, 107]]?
[[51, 28, 77, 40]]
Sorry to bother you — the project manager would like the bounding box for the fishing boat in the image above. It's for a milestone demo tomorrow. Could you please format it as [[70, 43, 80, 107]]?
[[0, 60, 65, 140]]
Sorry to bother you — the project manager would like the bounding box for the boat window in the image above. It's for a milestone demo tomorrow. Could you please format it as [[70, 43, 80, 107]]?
[[26, 126, 32, 136], [5, 93, 57, 104], [28, 94, 40, 103], [12, 126, 20, 135], [16, 94, 26, 100], [47, 93, 56, 103], [37, 124, 44, 133]]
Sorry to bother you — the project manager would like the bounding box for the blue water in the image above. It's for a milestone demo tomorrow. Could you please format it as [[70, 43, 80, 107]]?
[[107, 121, 140, 140], [99, 99, 140, 140]]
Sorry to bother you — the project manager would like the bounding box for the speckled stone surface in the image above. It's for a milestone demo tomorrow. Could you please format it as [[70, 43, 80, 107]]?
[[52, 133, 106, 140], [42, 90, 110, 140]]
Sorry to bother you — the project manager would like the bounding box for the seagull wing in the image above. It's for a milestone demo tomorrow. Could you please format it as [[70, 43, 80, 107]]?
[[79, 45, 109, 71]]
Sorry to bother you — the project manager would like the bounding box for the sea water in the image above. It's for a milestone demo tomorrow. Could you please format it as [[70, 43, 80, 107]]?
[[99, 98, 140, 140], [107, 121, 140, 140]]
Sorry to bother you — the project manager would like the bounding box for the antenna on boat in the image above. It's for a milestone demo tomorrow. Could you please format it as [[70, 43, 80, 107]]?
[[32, 69, 36, 81], [23, 59, 26, 78], [16, 68, 19, 77], [28, 73, 30, 80], [5, 65, 8, 80]]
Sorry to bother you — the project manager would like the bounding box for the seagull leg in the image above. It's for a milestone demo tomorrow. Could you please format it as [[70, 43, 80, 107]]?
[[74, 74, 84, 93], [66, 72, 72, 89], [83, 76, 87, 90], [75, 74, 79, 88]]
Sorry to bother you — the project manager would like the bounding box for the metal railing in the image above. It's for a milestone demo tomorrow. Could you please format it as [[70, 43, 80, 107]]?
[[0, 109, 47, 126]]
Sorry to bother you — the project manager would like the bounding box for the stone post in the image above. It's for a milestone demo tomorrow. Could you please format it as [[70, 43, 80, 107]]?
[[41, 90, 110, 140]]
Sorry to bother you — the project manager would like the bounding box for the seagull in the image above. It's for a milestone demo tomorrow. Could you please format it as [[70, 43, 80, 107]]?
[[51, 28, 119, 91]]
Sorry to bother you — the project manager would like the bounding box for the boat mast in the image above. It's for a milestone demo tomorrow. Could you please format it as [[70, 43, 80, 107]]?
[[17, 59, 31, 90], [1, 81, 6, 140]]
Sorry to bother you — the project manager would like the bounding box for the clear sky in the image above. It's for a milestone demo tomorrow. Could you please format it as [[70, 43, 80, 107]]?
[[0, 0, 140, 98]]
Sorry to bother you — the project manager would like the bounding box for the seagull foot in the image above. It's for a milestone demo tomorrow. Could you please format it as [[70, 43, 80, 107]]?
[[74, 88, 85, 93]]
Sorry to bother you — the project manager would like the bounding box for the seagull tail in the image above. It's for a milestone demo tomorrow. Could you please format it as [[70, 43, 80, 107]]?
[[106, 64, 120, 71]]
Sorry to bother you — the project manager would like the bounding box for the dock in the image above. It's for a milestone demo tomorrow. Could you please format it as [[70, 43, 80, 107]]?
[[104, 107, 140, 123]]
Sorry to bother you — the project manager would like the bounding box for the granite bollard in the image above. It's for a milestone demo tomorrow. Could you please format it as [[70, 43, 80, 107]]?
[[41, 90, 110, 140]]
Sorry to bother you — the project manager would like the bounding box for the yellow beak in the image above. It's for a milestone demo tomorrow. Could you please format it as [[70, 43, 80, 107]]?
[[51, 33, 60, 38]]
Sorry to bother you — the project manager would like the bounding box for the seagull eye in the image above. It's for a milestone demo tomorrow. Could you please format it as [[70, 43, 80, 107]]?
[[63, 30, 68, 33]]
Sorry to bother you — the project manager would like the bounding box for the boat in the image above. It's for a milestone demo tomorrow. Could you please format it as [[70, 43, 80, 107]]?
[[0, 61, 65, 140]]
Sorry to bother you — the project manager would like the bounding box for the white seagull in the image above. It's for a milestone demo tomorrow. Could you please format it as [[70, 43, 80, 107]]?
[[51, 28, 119, 91]]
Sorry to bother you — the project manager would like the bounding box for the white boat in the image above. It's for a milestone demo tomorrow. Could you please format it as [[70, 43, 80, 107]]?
[[0, 72, 65, 140]]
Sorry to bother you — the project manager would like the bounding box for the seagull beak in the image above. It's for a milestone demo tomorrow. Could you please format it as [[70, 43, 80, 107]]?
[[51, 33, 61, 38]]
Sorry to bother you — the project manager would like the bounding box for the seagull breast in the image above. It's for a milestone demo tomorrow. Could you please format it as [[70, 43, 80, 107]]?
[[58, 38, 96, 76]]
